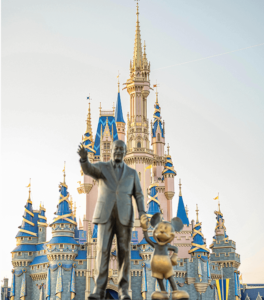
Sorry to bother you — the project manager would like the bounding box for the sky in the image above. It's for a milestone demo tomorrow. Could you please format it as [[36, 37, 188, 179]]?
[[1, 0, 264, 284]]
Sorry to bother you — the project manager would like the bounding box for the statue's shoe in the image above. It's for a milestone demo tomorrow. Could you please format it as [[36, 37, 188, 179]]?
[[172, 290, 190, 300], [151, 290, 170, 300]]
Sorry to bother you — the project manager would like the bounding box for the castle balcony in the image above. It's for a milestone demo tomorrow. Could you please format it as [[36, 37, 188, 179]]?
[[126, 147, 153, 155]]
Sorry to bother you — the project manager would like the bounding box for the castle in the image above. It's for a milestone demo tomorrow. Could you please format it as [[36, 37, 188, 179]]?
[[2, 4, 252, 300]]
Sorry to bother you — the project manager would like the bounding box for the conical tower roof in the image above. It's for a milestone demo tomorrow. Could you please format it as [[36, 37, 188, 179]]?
[[147, 183, 161, 217], [176, 179, 189, 225], [82, 99, 96, 154], [162, 145, 176, 176], [38, 204, 47, 227], [189, 205, 209, 254], [16, 183, 37, 237], [152, 90, 164, 138], [115, 83, 125, 123], [50, 165, 76, 226]]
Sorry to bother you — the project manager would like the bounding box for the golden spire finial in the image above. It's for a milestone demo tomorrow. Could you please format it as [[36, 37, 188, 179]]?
[[196, 204, 199, 223], [99, 102, 102, 116], [117, 71, 120, 93], [185, 205, 189, 218], [167, 143, 170, 155], [179, 178, 182, 196], [63, 161, 66, 184], [86, 95, 93, 136], [26, 178, 31, 200], [133, 0, 142, 70], [153, 81, 159, 104], [218, 198, 221, 213]]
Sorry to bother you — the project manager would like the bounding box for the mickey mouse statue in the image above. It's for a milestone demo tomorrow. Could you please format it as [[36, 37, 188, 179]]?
[[140, 213, 190, 300]]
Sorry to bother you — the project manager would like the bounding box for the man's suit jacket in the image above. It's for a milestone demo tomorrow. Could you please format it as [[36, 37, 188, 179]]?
[[80, 159, 145, 227]]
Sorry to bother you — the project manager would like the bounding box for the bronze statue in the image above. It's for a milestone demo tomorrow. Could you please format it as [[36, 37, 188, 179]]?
[[140, 213, 190, 300], [78, 140, 147, 300]]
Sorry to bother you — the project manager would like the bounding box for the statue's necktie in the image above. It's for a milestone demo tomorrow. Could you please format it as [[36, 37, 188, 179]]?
[[115, 165, 121, 181]]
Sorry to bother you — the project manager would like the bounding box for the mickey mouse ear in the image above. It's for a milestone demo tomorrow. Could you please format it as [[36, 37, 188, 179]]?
[[150, 213, 163, 227], [171, 217, 183, 232]]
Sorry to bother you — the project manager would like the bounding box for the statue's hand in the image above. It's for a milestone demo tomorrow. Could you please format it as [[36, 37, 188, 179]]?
[[140, 214, 149, 231], [77, 143, 88, 161], [171, 253, 178, 266]]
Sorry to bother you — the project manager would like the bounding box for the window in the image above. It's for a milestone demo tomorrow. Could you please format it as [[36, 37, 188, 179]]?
[[134, 260, 139, 265], [81, 245, 85, 250], [31, 266, 34, 270], [104, 142, 110, 150], [39, 228, 42, 232], [18, 252, 22, 256], [70, 225, 72, 229], [157, 133, 160, 141], [28, 237, 32, 240], [78, 261, 83, 265], [61, 224, 64, 228], [71, 245, 75, 249], [28, 252, 33, 256], [59, 244, 64, 249], [137, 142, 141, 148], [103, 155, 110, 162], [138, 172, 141, 181], [132, 245, 137, 250]]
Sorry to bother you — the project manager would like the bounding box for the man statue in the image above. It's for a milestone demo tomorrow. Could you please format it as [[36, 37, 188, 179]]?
[[78, 140, 147, 300]]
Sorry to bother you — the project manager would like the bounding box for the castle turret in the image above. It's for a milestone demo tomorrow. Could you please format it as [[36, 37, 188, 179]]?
[[151, 88, 165, 181], [162, 145, 176, 220], [174, 180, 192, 259], [210, 203, 241, 300], [47, 166, 78, 300], [115, 77, 126, 142], [37, 204, 47, 243]]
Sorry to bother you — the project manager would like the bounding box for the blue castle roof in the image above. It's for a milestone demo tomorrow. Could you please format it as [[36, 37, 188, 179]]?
[[30, 255, 49, 266], [115, 92, 125, 123], [75, 250, 87, 260], [152, 101, 164, 138], [147, 183, 161, 216], [138, 236, 156, 245], [47, 236, 79, 245], [12, 244, 37, 252], [16, 192, 37, 238], [189, 219, 209, 254], [176, 195, 189, 226], [38, 206, 47, 226], [162, 155, 176, 176], [94, 115, 118, 156], [50, 179, 76, 226]]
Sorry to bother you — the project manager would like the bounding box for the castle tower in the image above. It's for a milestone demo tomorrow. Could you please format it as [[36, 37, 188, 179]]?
[[37, 204, 47, 243], [174, 180, 192, 258], [188, 205, 211, 297], [47, 166, 78, 300], [11, 184, 37, 300], [115, 78, 126, 142], [100, 117, 113, 162], [162, 145, 176, 220], [146, 182, 161, 217], [209, 203, 241, 300], [124, 3, 153, 220]]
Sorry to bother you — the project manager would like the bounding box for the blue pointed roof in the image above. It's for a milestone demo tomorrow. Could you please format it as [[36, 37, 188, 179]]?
[[115, 92, 125, 123], [189, 221, 209, 254], [147, 183, 161, 217], [38, 205, 47, 226], [94, 114, 118, 156], [162, 155, 176, 176], [152, 100, 164, 138], [16, 192, 37, 238], [50, 179, 76, 226], [176, 195, 189, 226]]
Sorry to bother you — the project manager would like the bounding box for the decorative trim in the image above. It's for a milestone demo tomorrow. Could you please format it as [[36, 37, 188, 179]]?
[[30, 273, 47, 281]]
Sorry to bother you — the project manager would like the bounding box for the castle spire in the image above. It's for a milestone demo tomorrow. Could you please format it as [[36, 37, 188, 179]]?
[[115, 73, 126, 141], [82, 97, 96, 154], [176, 179, 189, 225], [146, 183, 161, 217], [16, 180, 37, 238], [189, 205, 209, 254], [50, 164, 77, 226], [133, 1, 143, 70]]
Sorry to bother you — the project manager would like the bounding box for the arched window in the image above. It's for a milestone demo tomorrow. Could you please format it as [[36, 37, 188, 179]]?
[[137, 142, 141, 148], [157, 133, 160, 141], [138, 172, 141, 181]]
